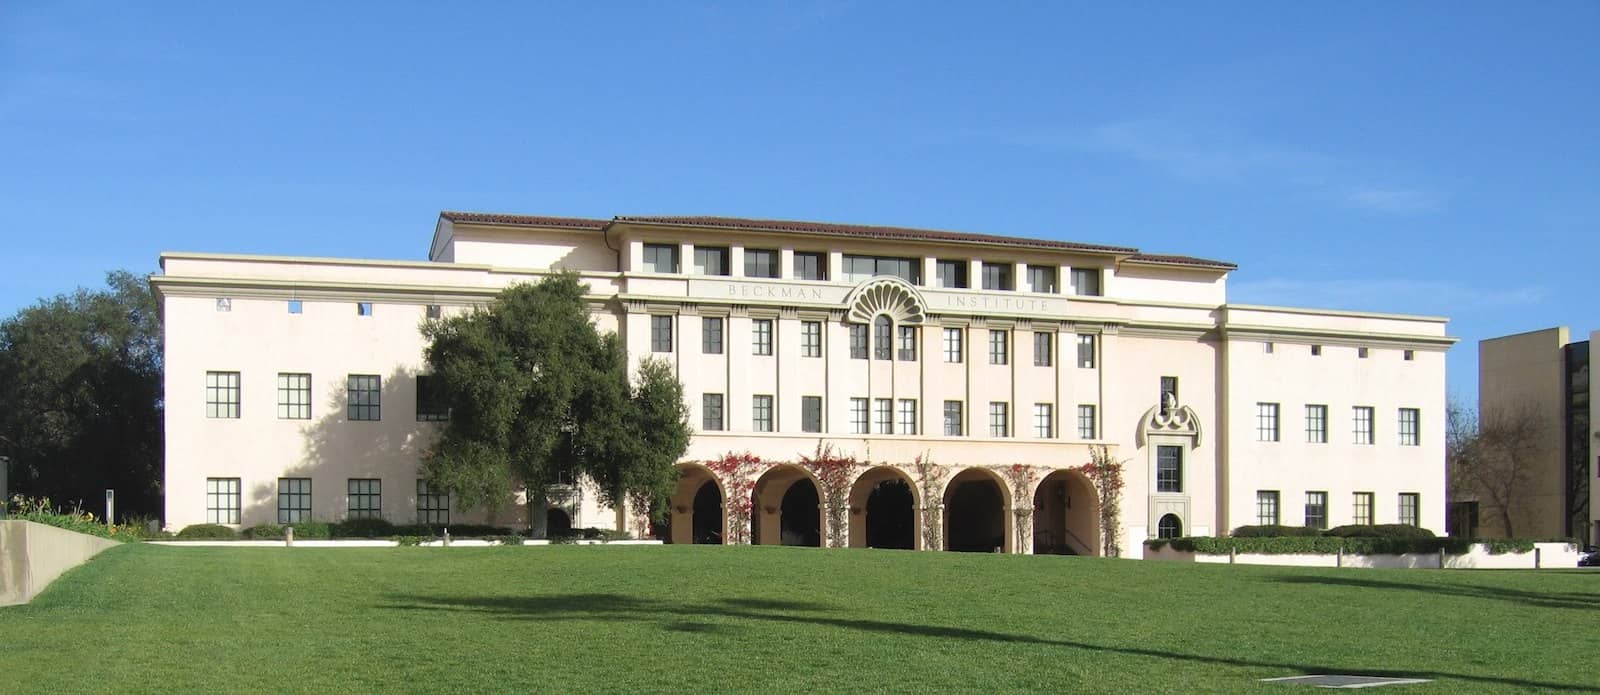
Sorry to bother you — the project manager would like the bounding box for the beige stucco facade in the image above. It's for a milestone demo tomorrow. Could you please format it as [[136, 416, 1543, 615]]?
[[152, 212, 1454, 554]]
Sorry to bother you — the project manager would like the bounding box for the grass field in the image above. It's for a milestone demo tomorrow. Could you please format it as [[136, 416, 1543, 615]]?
[[2, 544, 1596, 693]]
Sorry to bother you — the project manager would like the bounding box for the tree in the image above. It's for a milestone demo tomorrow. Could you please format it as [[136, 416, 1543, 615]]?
[[0, 271, 164, 520], [419, 273, 690, 534], [1447, 400, 1549, 538]]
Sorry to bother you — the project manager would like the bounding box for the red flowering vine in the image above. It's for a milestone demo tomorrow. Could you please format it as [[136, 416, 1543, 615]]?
[[798, 444, 860, 548], [1076, 445, 1126, 557], [704, 452, 766, 545], [994, 463, 1039, 553], [912, 453, 948, 551]]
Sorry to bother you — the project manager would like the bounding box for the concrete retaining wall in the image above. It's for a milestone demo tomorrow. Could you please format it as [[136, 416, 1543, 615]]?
[[1143, 541, 1580, 569], [0, 521, 122, 606]]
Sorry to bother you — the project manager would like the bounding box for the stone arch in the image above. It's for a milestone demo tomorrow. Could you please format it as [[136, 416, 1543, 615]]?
[[848, 466, 920, 550], [1032, 469, 1100, 556], [752, 464, 823, 547], [546, 507, 573, 536], [845, 277, 927, 325], [943, 467, 1013, 553], [668, 463, 725, 545]]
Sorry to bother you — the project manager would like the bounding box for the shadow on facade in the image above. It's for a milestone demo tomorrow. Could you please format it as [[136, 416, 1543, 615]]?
[[1272, 575, 1600, 612]]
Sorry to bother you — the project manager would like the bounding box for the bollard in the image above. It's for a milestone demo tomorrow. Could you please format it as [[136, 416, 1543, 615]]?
[[443, 528, 451, 547], [1336, 545, 1343, 568], [1438, 547, 1445, 569], [1535, 547, 1542, 569], [1229, 547, 1237, 564], [285, 526, 294, 548]]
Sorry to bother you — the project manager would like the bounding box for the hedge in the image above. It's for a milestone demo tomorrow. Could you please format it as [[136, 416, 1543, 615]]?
[[1325, 524, 1435, 539], [1230, 525, 1324, 537], [1147, 536, 1577, 556], [175, 524, 238, 540]]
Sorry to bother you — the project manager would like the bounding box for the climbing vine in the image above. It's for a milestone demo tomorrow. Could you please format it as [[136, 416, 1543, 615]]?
[[1077, 445, 1126, 558], [996, 463, 1039, 554], [704, 452, 766, 545], [912, 452, 948, 551], [798, 444, 860, 548]]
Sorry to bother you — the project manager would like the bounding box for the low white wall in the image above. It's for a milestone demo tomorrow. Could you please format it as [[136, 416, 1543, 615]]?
[[148, 539, 667, 548], [0, 521, 122, 606], [1144, 541, 1581, 570]]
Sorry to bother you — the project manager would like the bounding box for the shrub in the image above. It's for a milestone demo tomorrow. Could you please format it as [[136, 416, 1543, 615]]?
[[392, 535, 427, 547], [331, 518, 396, 538], [4, 495, 140, 542], [1326, 524, 1435, 539], [242, 523, 285, 540], [547, 527, 634, 543], [389, 523, 515, 538], [1230, 525, 1323, 537], [176, 524, 237, 540], [495, 534, 525, 546], [286, 520, 331, 539]]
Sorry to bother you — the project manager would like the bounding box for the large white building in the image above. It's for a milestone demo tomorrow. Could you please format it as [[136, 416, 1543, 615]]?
[[152, 212, 1454, 554]]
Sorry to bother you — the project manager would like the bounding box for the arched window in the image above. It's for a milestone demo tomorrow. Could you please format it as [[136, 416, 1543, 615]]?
[[1157, 513, 1183, 539], [873, 315, 893, 360]]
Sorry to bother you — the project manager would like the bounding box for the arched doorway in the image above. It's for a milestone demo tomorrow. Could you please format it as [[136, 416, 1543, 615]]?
[[546, 508, 573, 536], [1032, 470, 1100, 556], [944, 468, 1010, 553], [1157, 513, 1183, 539], [752, 464, 822, 547], [668, 464, 724, 545], [848, 466, 918, 549]]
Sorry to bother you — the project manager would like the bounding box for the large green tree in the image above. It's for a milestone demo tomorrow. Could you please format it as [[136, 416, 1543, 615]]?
[[0, 271, 163, 519], [420, 272, 689, 534]]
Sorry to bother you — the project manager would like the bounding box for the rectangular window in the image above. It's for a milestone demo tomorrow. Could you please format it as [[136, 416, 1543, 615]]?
[[206, 478, 241, 524], [943, 327, 963, 363], [1305, 404, 1328, 443], [801, 321, 822, 357], [1398, 408, 1420, 446], [347, 374, 381, 421], [935, 259, 968, 288], [1156, 446, 1183, 493], [943, 400, 964, 436], [1305, 491, 1328, 529], [1403, 349, 1415, 361], [874, 398, 893, 434], [651, 315, 673, 353], [801, 396, 823, 433], [897, 326, 917, 361], [1256, 490, 1280, 526], [216, 297, 231, 312], [1077, 334, 1096, 368], [744, 249, 779, 278], [702, 393, 725, 431], [873, 318, 893, 360], [1071, 268, 1102, 296], [1358, 347, 1370, 359], [988, 402, 1009, 437], [643, 243, 679, 273], [850, 398, 869, 434], [793, 251, 827, 281], [1077, 405, 1096, 439], [417, 479, 449, 525], [752, 395, 774, 433], [1311, 344, 1323, 356], [981, 262, 1013, 291], [277, 478, 311, 523], [1256, 402, 1280, 442], [1033, 332, 1053, 367], [694, 246, 730, 276], [849, 324, 869, 359], [205, 371, 240, 419], [701, 317, 724, 354], [426, 304, 441, 319], [1399, 493, 1420, 527], [357, 302, 373, 317], [1027, 265, 1058, 293], [1353, 492, 1374, 526], [277, 372, 311, 420], [752, 318, 774, 356], [842, 254, 921, 284], [898, 399, 917, 435], [1263, 341, 1275, 354], [1353, 406, 1374, 445], [1033, 403, 1053, 438], [288, 299, 303, 314], [347, 478, 381, 520], [988, 330, 1008, 365], [415, 374, 450, 422], [1159, 376, 1179, 406]]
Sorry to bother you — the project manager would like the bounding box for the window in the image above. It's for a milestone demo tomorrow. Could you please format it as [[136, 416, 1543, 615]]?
[[850, 398, 869, 434], [1157, 514, 1182, 539], [426, 304, 441, 319], [205, 371, 240, 419], [417, 480, 449, 525], [752, 395, 774, 432], [347, 374, 381, 421], [898, 399, 917, 435], [935, 259, 968, 288], [206, 478, 241, 524], [897, 326, 917, 361], [874, 398, 893, 434], [357, 302, 373, 316], [216, 297, 232, 312], [793, 251, 827, 281], [693, 246, 729, 276], [347, 479, 381, 520], [415, 374, 450, 422], [873, 316, 892, 360], [988, 402, 1009, 437], [1156, 446, 1183, 493], [752, 319, 774, 356], [1310, 344, 1322, 356], [1027, 265, 1057, 293], [701, 317, 724, 354], [1033, 403, 1053, 438], [1077, 405, 1097, 439], [943, 401, 963, 436], [1256, 490, 1280, 526], [1256, 402, 1279, 441], [1159, 376, 1179, 406], [1305, 491, 1328, 529], [643, 243, 679, 273], [1071, 268, 1101, 296], [1398, 408, 1420, 446], [849, 324, 869, 359], [1353, 406, 1374, 445], [651, 315, 673, 353], [1033, 332, 1053, 367], [1358, 347, 1370, 359], [1353, 492, 1374, 526], [1077, 334, 1096, 368], [801, 396, 823, 433], [1305, 404, 1328, 443], [1263, 341, 1274, 354], [702, 394, 725, 431], [277, 478, 311, 523], [1403, 349, 1415, 361], [981, 262, 1013, 291], [943, 328, 963, 363], [801, 321, 822, 357], [1398, 493, 1420, 527], [288, 300, 303, 314], [842, 254, 920, 284], [744, 249, 779, 278], [988, 329, 1008, 365]]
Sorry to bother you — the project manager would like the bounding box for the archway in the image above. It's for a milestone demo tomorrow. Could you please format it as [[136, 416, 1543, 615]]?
[[692, 484, 724, 544], [943, 468, 1011, 553], [668, 464, 724, 545], [1032, 469, 1100, 556], [546, 508, 573, 536], [849, 466, 918, 549], [1157, 513, 1183, 539], [752, 464, 822, 547]]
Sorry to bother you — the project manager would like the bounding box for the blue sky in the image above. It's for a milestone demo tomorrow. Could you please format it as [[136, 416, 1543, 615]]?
[[3, 1, 1596, 401]]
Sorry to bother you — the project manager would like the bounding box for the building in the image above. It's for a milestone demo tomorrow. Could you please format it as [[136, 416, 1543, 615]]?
[[151, 212, 1454, 553], [1467, 328, 1595, 543]]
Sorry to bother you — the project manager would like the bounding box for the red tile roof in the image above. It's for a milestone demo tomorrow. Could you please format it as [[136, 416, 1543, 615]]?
[[439, 211, 608, 230], [613, 215, 1140, 255], [1125, 253, 1238, 271]]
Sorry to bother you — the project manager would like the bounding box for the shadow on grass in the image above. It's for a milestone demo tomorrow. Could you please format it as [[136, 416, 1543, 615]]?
[[384, 591, 1598, 692], [1272, 575, 1600, 612]]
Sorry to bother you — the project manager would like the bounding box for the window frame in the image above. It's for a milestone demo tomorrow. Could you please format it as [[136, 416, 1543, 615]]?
[[651, 315, 674, 353], [942, 400, 964, 436], [347, 374, 382, 421], [874, 398, 893, 434], [1399, 493, 1420, 527], [1305, 404, 1328, 443], [347, 478, 382, 520], [935, 259, 968, 288], [206, 477, 241, 525], [702, 393, 725, 431], [752, 395, 774, 433], [417, 479, 449, 525], [1077, 404, 1097, 439], [872, 316, 892, 360], [415, 374, 450, 422], [1398, 408, 1420, 446], [1071, 267, 1102, 296], [1353, 406, 1375, 445], [206, 371, 241, 419], [752, 318, 774, 356], [897, 325, 917, 361], [1256, 402, 1280, 442], [743, 248, 779, 278], [276, 372, 311, 420], [981, 262, 1014, 291], [850, 398, 869, 434], [1155, 445, 1183, 493], [1076, 334, 1096, 368], [1305, 491, 1328, 529], [642, 243, 680, 273], [1033, 403, 1053, 438], [800, 396, 823, 433], [898, 399, 917, 435], [701, 317, 724, 355], [1353, 491, 1375, 526], [693, 245, 730, 276], [792, 251, 827, 281], [988, 401, 1009, 437], [1256, 490, 1280, 526], [988, 329, 1008, 365], [943, 327, 963, 363], [277, 477, 311, 524], [800, 320, 822, 358]]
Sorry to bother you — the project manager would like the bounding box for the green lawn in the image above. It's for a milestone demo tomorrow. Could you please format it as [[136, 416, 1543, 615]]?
[[2, 544, 1596, 693]]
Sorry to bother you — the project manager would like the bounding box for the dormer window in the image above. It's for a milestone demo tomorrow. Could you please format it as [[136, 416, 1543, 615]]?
[[642, 244, 679, 273], [935, 259, 968, 288], [1027, 265, 1058, 294], [1071, 268, 1102, 296], [981, 262, 1013, 291], [693, 246, 730, 276], [744, 249, 779, 278]]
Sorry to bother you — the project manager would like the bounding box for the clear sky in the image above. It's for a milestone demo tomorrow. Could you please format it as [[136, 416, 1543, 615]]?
[[3, 2, 1596, 401]]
